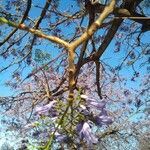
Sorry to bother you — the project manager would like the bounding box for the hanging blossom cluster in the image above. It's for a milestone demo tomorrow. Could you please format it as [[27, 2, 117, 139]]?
[[80, 95, 113, 126], [76, 94, 113, 145], [24, 94, 113, 146]]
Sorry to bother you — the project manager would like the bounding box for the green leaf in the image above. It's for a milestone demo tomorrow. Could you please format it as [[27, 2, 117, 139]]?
[[0, 17, 8, 25]]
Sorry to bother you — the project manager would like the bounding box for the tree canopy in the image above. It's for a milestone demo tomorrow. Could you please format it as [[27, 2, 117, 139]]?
[[0, 0, 149, 149]]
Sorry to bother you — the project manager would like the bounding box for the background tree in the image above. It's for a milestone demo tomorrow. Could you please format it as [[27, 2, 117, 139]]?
[[0, 0, 149, 149]]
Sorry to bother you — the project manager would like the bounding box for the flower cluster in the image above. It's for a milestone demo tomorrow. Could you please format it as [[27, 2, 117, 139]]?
[[75, 95, 113, 145], [23, 94, 113, 147], [80, 94, 113, 126]]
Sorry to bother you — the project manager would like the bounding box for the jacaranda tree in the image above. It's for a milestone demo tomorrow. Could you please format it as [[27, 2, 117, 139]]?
[[0, 0, 149, 149]]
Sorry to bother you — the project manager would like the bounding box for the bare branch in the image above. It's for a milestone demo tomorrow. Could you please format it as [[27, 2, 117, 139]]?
[[70, 0, 116, 49], [0, 17, 69, 48], [0, 0, 32, 46]]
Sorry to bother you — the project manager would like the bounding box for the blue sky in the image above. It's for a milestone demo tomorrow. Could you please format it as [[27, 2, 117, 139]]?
[[0, 0, 149, 97]]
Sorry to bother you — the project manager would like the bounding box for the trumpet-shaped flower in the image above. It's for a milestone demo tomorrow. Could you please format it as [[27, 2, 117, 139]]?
[[55, 132, 69, 143], [35, 101, 56, 115], [78, 122, 98, 145], [95, 115, 113, 126], [88, 100, 106, 109], [81, 94, 106, 110], [80, 95, 113, 126]]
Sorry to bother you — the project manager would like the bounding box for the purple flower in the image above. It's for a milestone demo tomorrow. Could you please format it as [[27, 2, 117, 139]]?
[[76, 122, 84, 132], [81, 94, 106, 109], [79, 104, 90, 116], [78, 122, 98, 145], [55, 132, 69, 143], [80, 95, 112, 127], [95, 115, 113, 126], [99, 108, 108, 116], [35, 101, 56, 115], [88, 100, 106, 109]]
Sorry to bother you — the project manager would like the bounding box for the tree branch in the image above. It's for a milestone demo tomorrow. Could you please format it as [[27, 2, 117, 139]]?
[[0, 17, 69, 48], [95, 60, 103, 99], [91, 1, 150, 31], [70, 0, 116, 49], [0, 0, 32, 46]]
